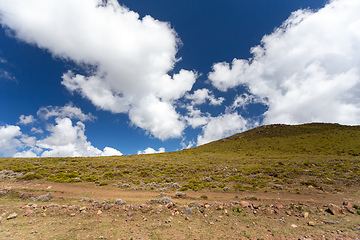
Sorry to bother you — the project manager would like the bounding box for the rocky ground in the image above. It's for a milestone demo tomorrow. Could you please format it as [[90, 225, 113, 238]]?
[[0, 179, 360, 240]]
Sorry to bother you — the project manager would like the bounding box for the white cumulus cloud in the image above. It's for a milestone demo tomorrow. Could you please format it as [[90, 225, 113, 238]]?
[[18, 115, 35, 125], [101, 147, 123, 156], [0, 125, 23, 156], [0, 0, 197, 140], [185, 88, 224, 106], [138, 147, 165, 155], [208, 0, 360, 125], [0, 104, 124, 157], [197, 112, 250, 146], [37, 117, 103, 157]]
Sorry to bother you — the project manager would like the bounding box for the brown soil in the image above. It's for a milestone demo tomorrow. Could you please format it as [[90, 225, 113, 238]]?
[[1, 179, 359, 240]]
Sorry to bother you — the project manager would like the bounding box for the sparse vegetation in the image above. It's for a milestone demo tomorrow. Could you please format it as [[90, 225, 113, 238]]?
[[0, 123, 359, 192], [0, 123, 360, 239]]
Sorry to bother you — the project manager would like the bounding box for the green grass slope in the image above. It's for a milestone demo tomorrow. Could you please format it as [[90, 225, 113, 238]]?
[[1, 123, 359, 192], [190, 123, 360, 157]]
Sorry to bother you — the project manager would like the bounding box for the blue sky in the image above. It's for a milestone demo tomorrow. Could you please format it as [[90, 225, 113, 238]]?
[[1, 0, 359, 157]]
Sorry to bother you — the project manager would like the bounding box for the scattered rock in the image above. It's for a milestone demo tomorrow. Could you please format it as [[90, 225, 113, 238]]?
[[322, 219, 337, 225], [184, 208, 193, 215], [346, 206, 355, 214], [157, 188, 168, 193], [158, 196, 174, 205], [114, 199, 126, 205], [73, 177, 81, 182], [0, 189, 10, 196], [188, 201, 200, 208], [239, 201, 250, 208], [269, 183, 283, 190], [273, 204, 283, 209], [7, 212, 17, 220], [19, 192, 34, 200], [120, 183, 131, 188], [174, 192, 187, 199], [303, 212, 309, 218], [252, 203, 260, 209], [165, 217, 173, 223], [162, 182, 181, 189], [147, 199, 159, 205], [291, 224, 298, 228], [0, 170, 23, 179], [37, 192, 52, 202], [159, 192, 168, 197], [80, 197, 94, 203], [203, 176, 212, 182], [308, 221, 316, 226], [24, 209, 33, 217], [104, 204, 115, 210], [327, 203, 344, 215], [223, 187, 229, 192]]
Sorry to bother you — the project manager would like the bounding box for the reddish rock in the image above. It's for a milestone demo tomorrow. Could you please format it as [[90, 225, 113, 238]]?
[[24, 209, 33, 217]]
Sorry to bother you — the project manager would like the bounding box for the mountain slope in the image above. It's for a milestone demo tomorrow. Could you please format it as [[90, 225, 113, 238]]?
[[190, 123, 360, 156]]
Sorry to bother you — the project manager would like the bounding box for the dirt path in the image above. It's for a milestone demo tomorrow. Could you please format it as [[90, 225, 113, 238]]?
[[1, 179, 357, 206]]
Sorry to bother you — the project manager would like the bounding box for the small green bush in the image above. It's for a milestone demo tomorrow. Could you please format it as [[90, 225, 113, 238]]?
[[21, 173, 43, 180], [200, 195, 208, 200], [179, 186, 188, 191]]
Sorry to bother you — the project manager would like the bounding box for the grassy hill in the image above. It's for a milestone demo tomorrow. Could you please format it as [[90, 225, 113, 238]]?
[[189, 122, 360, 157], [1, 122, 359, 192]]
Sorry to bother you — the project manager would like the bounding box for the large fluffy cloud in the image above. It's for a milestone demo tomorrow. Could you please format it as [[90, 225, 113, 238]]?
[[0, 105, 123, 157], [0, 0, 196, 140], [209, 0, 360, 125], [0, 125, 23, 156], [37, 117, 102, 157]]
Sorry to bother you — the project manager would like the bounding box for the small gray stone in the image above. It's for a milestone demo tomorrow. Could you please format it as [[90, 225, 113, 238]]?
[[103, 204, 115, 210], [80, 197, 94, 202], [174, 192, 187, 199], [158, 196, 174, 205], [37, 192, 52, 202], [184, 208, 192, 215], [322, 219, 337, 225], [114, 199, 126, 205], [188, 201, 200, 208]]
